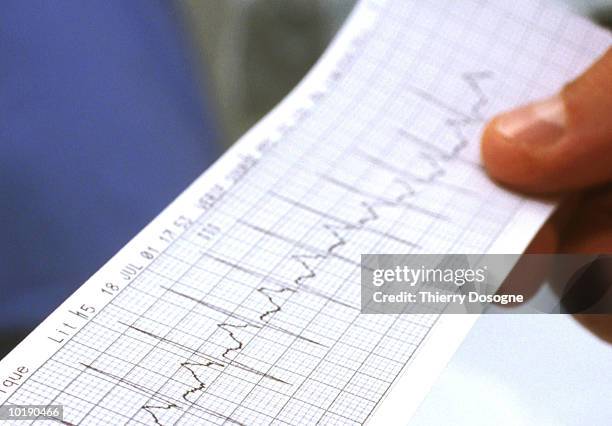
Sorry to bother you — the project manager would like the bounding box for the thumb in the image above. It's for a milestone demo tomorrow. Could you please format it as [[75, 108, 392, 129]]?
[[482, 47, 612, 193]]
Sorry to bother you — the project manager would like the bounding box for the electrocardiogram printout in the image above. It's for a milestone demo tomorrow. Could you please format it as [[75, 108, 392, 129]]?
[[1, 0, 610, 425]]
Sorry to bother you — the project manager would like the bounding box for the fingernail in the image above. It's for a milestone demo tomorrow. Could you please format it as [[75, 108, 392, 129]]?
[[495, 94, 566, 145]]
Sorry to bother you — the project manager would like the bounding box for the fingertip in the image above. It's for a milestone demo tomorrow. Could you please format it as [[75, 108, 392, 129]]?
[[480, 116, 504, 178], [481, 116, 537, 190]]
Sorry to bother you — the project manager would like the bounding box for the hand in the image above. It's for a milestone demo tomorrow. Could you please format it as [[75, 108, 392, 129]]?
[[481, 47, 612, 342]]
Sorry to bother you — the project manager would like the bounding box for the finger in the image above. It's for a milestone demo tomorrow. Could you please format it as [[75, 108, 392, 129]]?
[[557, 187, 612, 342], [524, 216, 559, 254], [493, 221, 557, 306], [495, 195, 581, 306], [494, 200, 567, 304], [481, 47, 612, 193], [560, 187, 612, 253]]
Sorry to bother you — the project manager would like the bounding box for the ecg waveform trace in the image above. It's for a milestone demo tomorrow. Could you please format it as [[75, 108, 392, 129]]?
[[26, 66, 480, 425]]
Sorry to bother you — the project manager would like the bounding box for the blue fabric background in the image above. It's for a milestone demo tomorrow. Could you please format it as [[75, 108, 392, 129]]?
[[0, 1, 220, 332]]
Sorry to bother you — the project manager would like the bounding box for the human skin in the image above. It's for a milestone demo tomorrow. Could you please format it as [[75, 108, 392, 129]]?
[[481, 48, 612, 343]]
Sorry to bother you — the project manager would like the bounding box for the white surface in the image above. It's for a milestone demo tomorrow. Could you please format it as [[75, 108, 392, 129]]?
[[412, 315, 612, 425]]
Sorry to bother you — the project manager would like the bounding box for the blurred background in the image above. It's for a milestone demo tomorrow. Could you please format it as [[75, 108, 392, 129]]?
[[0, 0, 610, 360], [182, 0, 355, 146], [184, 0, 612, 147]]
